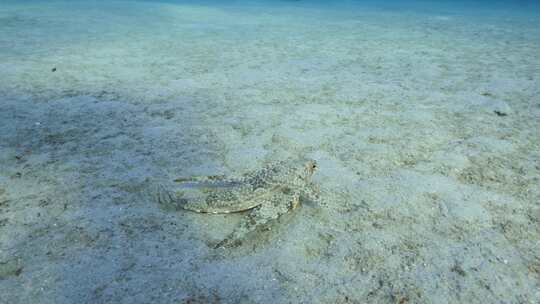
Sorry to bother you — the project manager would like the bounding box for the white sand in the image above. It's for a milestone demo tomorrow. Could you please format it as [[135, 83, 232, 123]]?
[[1, 0, 539, 303]]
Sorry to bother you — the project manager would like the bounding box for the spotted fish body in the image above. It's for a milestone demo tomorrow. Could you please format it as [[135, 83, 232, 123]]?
[[156, 183, 280, 214], [157, 157, 317, 214], [156, 157, 319, 248]]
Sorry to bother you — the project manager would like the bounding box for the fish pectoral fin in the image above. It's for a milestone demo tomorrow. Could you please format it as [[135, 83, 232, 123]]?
[[181, 198, 263, 214]]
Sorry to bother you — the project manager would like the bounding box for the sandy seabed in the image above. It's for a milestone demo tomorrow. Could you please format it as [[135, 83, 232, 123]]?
[[1, 1, 539, 303]]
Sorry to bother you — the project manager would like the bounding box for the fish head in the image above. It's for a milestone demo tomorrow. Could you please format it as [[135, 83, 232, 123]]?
[[266, 157, 318, 187], [288, 158, 317, 182], [292, 158, 320, 201], [303, 159, 318, 179]]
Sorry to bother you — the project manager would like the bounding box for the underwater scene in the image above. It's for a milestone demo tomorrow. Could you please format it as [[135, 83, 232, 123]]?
[[1, 0, 539, 303]]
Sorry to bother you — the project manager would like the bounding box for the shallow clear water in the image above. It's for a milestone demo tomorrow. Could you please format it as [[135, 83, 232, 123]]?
[[1, 1, 539, 303]]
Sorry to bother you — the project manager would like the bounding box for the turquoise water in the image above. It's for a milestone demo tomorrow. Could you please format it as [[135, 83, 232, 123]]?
[[1, 1, 539, 303]]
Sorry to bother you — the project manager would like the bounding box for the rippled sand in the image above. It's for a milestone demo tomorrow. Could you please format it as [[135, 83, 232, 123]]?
[[1, 1, 539, 302]]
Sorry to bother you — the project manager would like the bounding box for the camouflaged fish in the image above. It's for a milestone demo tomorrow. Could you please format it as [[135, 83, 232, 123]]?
[[156, 157, 319, 248]]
